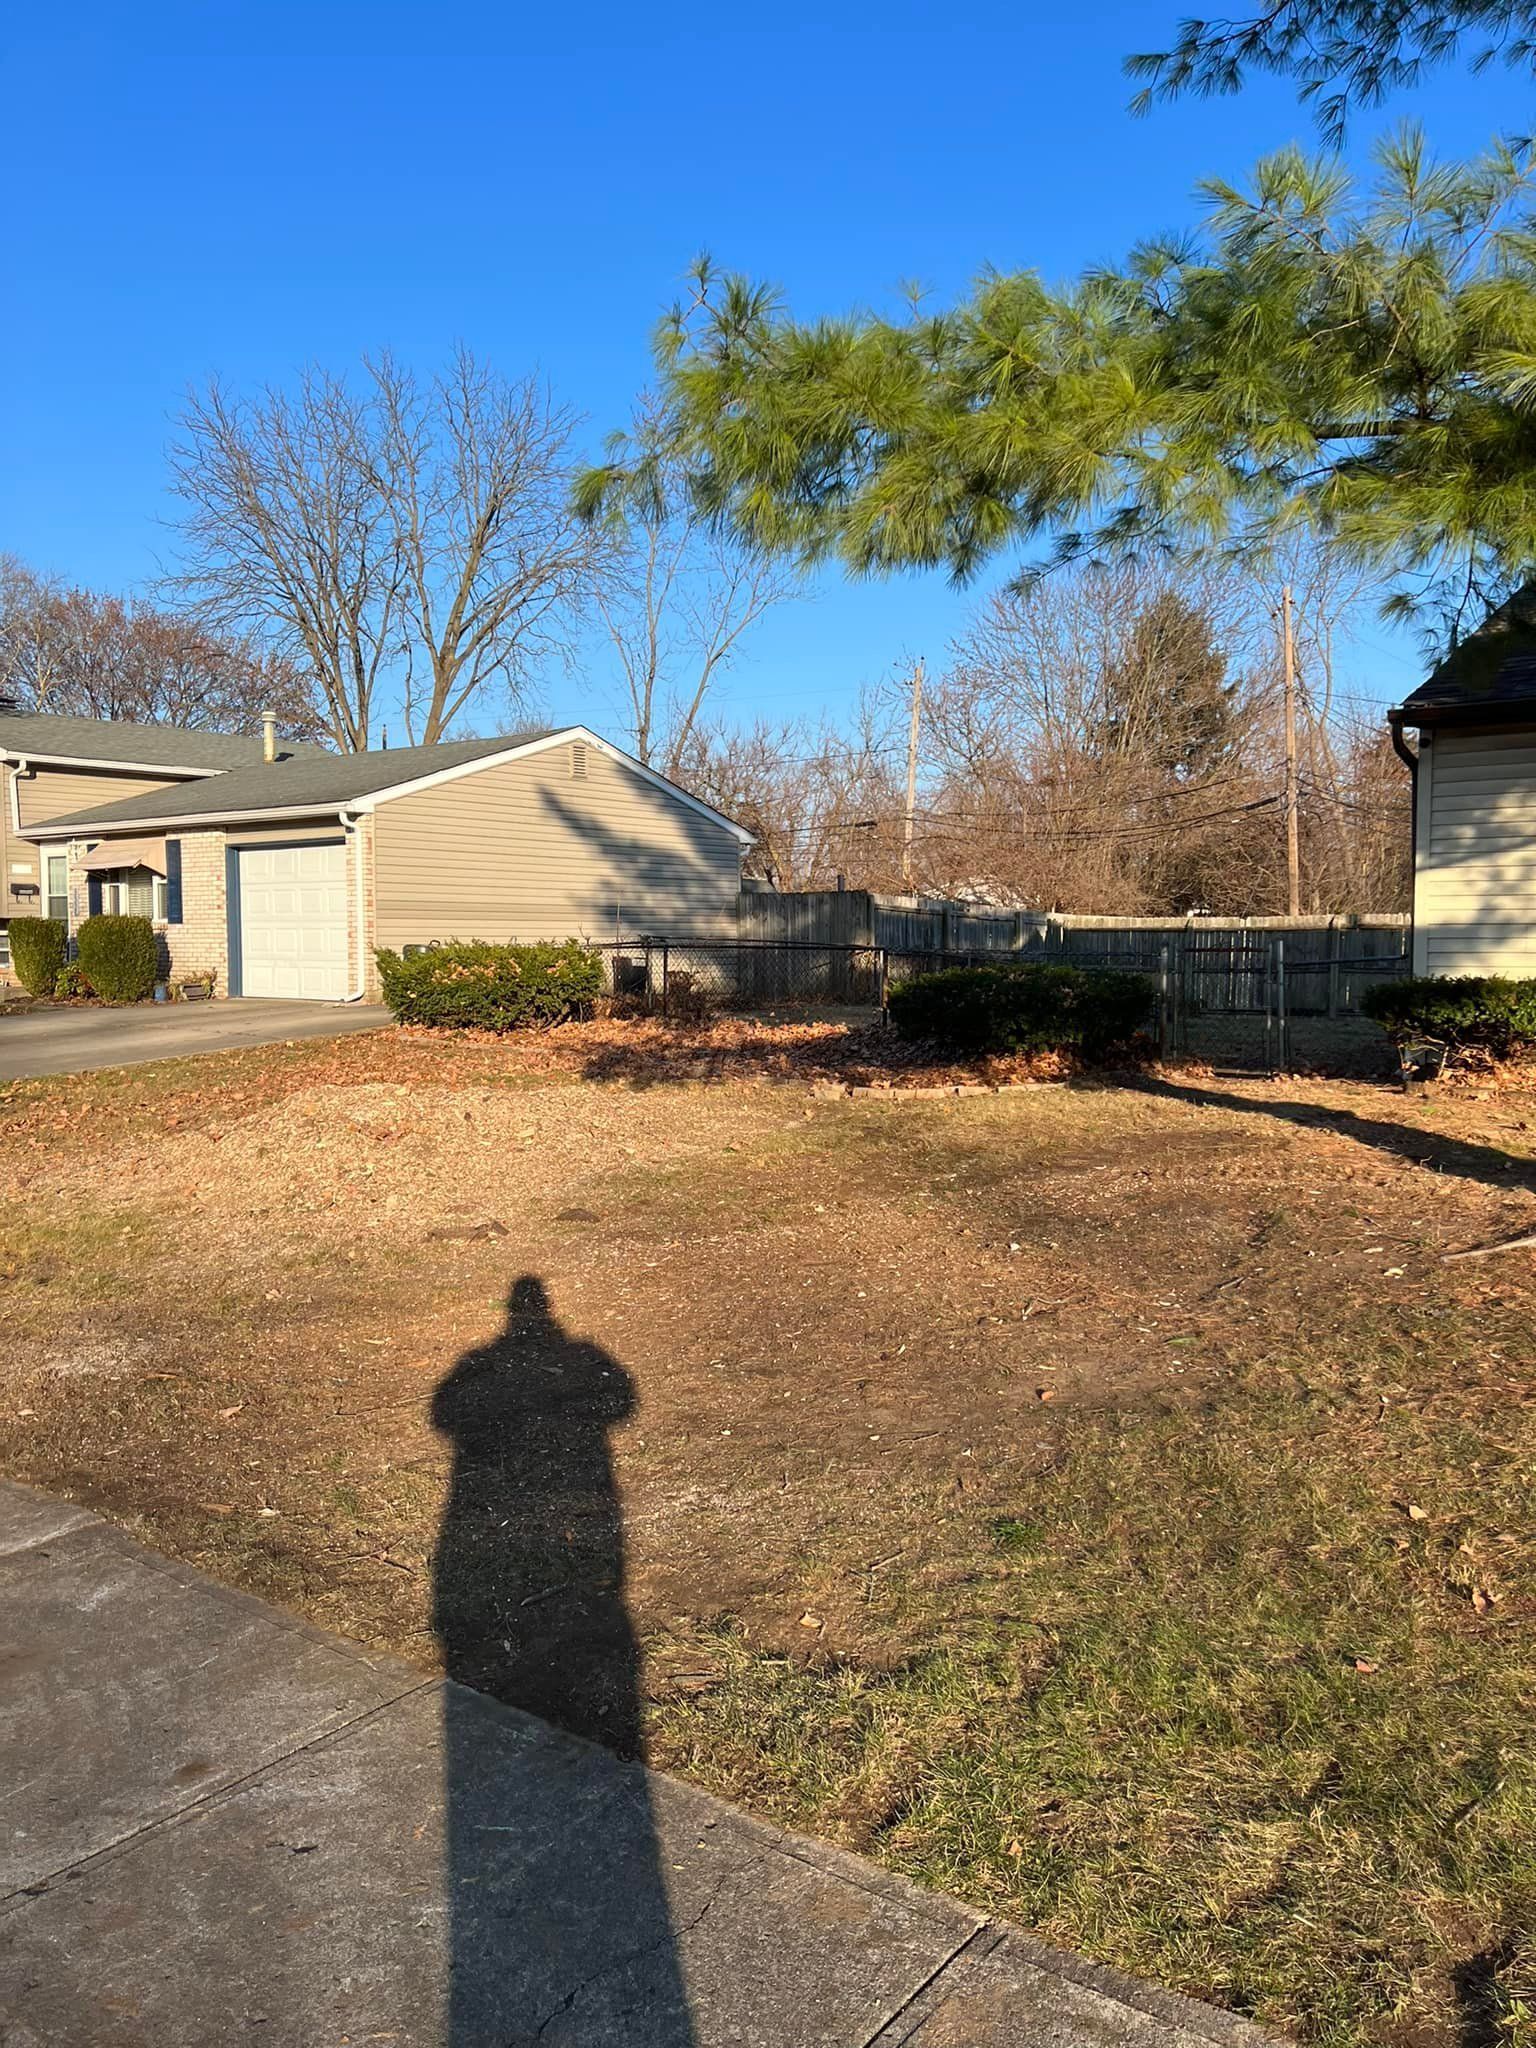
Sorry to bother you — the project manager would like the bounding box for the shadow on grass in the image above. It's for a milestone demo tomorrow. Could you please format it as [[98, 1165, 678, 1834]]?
[[1130, 1073, 1536, 1203], [430, 1275, 695, 2044]]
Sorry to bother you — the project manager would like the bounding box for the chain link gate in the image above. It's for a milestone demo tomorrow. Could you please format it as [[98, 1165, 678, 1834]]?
[[1160, 934, 1291, 1073]]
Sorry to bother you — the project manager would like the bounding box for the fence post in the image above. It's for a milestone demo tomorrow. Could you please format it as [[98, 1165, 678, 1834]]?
[[661, 940, 670, 1018], [1327, 917, 1341, 1019], [642, 938, 654, 1014], [1276, 937, 1289, 1073], [1158, 944, 1170, 1060], [877, 946, 889, 1021]]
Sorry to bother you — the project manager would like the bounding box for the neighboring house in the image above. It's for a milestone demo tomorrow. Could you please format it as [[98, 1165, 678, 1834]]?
[[1391, 581, 1536, 978], [4, 709, 750, 1000], [0, 706, 319, 983]]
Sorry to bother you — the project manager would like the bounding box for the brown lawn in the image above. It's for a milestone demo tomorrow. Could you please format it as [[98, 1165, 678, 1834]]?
[[2, 1018, 1533, 2048]]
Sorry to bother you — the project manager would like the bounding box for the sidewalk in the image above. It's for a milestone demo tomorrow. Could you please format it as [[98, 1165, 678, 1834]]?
[[0, 1481, 1276, 2047]]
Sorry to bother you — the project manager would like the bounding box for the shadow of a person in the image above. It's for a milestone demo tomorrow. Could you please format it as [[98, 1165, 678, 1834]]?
[[430, 1277, 694, 2045]]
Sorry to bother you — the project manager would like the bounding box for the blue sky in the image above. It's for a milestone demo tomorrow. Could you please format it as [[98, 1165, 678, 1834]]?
[[2, 0, 1529, 742]]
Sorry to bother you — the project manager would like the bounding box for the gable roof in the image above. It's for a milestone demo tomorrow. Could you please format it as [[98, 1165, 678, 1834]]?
[[1395, 581, 1536, 727], [0, 709, 323, 772], [23, 725, 755, 844]]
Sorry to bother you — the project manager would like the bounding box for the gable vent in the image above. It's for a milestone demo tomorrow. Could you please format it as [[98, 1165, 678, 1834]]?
[[569, 741, 588, 781]]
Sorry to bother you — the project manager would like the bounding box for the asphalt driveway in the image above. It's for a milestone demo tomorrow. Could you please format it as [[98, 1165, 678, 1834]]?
[[0, 997, 393, 1081]]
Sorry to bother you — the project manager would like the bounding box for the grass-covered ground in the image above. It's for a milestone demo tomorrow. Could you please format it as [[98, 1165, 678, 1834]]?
[[1, 1020, 1532, 2045]]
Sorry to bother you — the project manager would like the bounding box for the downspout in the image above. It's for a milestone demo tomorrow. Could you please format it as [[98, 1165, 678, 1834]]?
[[7, 758, 28, 834], [340, 809, 368, 1003], [1388, 711, 1418, 976]]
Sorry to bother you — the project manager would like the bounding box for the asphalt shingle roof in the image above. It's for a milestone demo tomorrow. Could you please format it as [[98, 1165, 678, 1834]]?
[[0, 710, 325, 771], [1396, 582, 1536, 723], [30, 730, 560, 832]]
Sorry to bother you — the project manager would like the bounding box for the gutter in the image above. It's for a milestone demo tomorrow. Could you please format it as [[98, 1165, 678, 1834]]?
[[16, 803, 353, 839]]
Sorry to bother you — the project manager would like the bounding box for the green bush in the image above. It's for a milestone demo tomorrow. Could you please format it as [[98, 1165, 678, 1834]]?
[[54, 962, 95, 1001], [75, 914, 158, 1003], [1361, 974, 1536, 1055], [375, 939, 605, 1031], [10, 917, 67, 997], [888, 962, 1154, 1057]]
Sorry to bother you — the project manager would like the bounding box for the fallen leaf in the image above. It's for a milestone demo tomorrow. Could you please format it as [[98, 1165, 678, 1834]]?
[[798, 1612, 823, 1629], [1353, 1658, 1379, 1674], [1406, 1503, 1430, 1522], [1471, 1585, 1497, 1614], [217, 1404, 243, 1422]]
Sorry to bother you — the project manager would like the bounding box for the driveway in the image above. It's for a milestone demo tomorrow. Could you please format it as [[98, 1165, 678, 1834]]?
[[0, 997, 393, 1081]]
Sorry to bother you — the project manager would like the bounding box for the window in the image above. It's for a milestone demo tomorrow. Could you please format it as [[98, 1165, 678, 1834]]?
[[0, 923, 9, 971], [45, 853, 68, 925], [100, 867, 168, 920]]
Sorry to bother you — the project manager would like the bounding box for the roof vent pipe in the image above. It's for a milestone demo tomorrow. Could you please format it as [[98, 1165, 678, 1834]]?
[[260, 709, 277, 764]]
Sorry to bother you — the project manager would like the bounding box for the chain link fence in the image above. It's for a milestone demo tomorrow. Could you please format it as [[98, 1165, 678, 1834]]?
[[590, 933, 1405, 1074]]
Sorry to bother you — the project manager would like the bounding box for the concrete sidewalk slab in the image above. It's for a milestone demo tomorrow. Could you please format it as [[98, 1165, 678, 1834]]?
[[0, 998, 391, 1080], [0, 1484, 1276, 2047], [0, 1511, 417, 1894]]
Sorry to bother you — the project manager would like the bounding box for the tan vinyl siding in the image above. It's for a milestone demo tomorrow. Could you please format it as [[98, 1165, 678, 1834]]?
[[18, 765, 185, 830], [1416, 730, 1536, 974], [372, 744, 743, 949]]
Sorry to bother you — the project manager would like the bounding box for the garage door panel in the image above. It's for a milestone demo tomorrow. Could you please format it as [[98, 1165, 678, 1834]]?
[[236, 843, 348, 1001]]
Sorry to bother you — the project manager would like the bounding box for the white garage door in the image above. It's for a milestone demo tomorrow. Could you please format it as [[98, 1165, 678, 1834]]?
[[237, 842, 349, 1000]]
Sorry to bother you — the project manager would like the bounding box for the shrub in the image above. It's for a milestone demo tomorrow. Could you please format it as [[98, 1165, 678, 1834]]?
[[75, 914, 158, 1003], [888, 962, 1154, 1057], [375, 939, 605, 1031], [1361, 974, 1536, 1055], [10, 917, 67, 997], [54, 962, 95, 1001]]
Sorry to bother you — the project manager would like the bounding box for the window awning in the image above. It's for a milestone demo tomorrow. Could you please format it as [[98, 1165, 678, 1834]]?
[[75, 837, 168, 876]]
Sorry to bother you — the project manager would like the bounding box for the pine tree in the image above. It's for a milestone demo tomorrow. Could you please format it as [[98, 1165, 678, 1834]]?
[[590, 131, 1536, 638], [1096, 593, 1237, 778]]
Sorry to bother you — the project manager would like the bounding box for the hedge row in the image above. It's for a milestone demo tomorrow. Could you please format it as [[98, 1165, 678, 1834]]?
[[375, 940, 605, 1030], [888, 962, 1154, 1056], [1361, 974, 1536, 1054]]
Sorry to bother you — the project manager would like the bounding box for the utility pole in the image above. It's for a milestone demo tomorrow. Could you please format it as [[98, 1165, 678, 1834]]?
[[901, 658, 924, 892], [1281, 584, 1301, 917]]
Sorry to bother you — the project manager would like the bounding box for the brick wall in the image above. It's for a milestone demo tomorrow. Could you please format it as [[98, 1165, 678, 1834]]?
[[161, 831, 229, 992]]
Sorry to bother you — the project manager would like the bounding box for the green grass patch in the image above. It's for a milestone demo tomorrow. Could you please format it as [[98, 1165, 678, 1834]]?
[[648, 1374, 1536, 2048]]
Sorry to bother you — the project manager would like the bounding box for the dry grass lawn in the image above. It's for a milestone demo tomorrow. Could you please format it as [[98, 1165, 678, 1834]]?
[[1, 1018, 1533, 2047]]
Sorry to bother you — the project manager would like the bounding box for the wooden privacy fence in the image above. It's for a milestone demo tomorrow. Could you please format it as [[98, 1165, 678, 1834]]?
[[740, 891, 1409, 1019]]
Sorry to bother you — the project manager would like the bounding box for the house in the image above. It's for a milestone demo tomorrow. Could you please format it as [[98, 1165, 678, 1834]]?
[[2, 709, 750, 999], [1390, 581, 1536, 979], [0, 706, 327, 983]]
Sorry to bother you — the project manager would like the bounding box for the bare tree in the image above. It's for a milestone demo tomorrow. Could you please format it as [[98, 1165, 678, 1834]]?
[[169, 350, 598, 751], [373, 350, 598, 744], [922, 553, 1409, 915], [675, 692, 906, 891], [581, 399, 798, 772], [0, 556, 319, 737], [169, 372, 401, 751]]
